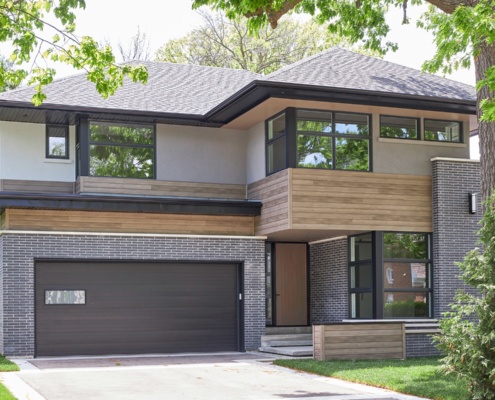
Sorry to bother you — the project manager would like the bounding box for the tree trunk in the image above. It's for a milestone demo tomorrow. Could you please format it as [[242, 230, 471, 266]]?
[[475, 43, 495, 205]]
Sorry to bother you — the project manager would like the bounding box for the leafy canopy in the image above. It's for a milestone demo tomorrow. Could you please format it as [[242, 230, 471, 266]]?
[[155, 9, 379, 75], [0, 0, 148, 104]]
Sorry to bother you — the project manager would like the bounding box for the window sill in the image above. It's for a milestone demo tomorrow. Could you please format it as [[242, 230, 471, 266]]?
[[377, 137, 467, 147], [44, 158, 73, 164]]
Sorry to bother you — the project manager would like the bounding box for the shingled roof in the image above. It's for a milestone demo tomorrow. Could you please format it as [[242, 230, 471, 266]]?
[[263, 47, 475, 102], [0, 47, 476, 118], [0, 62, 261, 115]]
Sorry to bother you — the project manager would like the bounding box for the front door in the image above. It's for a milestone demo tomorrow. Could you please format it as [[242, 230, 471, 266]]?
[[275, 243, 308, 326]]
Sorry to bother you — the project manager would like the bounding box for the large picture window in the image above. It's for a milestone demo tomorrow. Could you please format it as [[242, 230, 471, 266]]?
[[89, 122, 155, 178]]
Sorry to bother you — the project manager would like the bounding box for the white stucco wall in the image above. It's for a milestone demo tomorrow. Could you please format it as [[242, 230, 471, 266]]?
[[156, 124, 247, 184], [0, 121, 76, 181], [246, 122, 265, 184]]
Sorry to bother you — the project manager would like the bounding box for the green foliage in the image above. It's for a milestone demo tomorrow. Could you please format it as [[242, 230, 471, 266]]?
[[383, 233, 428, 259], [384, 300, 429, 318], [0, 0, 148, 104], [155, 9, 380, 75], [273, 357, 469, 400], [435, 192, 495, 399]]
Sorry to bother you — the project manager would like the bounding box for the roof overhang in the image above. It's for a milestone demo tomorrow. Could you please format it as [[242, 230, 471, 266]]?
[[0, 193, 262, 216], [205, 80, 477, 125]]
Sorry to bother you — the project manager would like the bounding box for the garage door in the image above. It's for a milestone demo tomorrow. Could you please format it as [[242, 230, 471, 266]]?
[[35, 261, 242, 357]]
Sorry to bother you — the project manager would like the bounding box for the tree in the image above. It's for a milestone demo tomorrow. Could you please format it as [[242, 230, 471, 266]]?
[[0, 56, 19, 92], [117, 27, 152, 62], [0, 0, 148, 105], [434, 194, 495, 399], [191, 0, 495, 202], [155, 9, 377, 75]]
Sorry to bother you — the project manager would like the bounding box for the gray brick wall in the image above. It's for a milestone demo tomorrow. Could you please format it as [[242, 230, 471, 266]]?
[[406, 334, 441, 358], [310, 238, 348, 323], [432, 159, 481, 319], [1, 234, 265, 357]]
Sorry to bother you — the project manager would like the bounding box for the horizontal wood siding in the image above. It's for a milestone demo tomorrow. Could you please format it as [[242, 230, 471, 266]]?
[[247, 170, 289, 235], [0, 179, 74, 194], [291, 169, 432, 232], [77, 177, 246, 200], [4, 209, 254, 236], [313, 323, 406, 360]]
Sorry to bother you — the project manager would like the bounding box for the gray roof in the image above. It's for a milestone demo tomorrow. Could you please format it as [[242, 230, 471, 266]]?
[[264, 47, 475, 102], [0, 62, 260, 115], [0, 48, 475, 116]]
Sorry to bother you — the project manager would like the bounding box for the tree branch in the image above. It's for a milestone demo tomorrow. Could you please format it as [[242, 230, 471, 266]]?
[[245, 0, 304, 28]]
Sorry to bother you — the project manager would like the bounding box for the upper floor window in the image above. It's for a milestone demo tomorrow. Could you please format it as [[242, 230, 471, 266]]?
[[380, 116, 418, 140], [266, 108, 371, 175], [89, 122, 155, 178], [46, 125, 69, 159], [424, 119, 461, 143]]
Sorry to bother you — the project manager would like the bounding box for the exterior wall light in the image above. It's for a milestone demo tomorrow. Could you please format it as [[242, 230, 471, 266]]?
[[469, 193, 477, 214]]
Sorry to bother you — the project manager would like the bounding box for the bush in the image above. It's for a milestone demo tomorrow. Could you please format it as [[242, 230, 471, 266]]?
[[384, 300, 428, 318], [435, 194, 495, 399]]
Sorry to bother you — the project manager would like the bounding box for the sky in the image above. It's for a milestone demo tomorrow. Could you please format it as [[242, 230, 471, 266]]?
[[50, 0, 475, 86]]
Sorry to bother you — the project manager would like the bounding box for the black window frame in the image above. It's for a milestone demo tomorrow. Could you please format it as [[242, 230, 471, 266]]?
[[348, 231, 433, 320], [424, 118, 463, 143], [379, 115, 420, 141], [265, 108, 372, 176], [77, 119, 157, 179], [46, 124, 69, 159]]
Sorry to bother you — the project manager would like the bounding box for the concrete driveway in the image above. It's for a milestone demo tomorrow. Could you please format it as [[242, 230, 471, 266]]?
[[1, 353, 428, 400]]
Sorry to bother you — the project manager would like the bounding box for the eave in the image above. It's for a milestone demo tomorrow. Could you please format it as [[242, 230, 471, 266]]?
[[0, 193, 262, 216]]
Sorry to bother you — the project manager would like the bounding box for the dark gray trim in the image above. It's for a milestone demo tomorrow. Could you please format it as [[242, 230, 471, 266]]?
[[374, 231, 384, 319], [77, 116, 89, 177], [0, 192, 262, 216]]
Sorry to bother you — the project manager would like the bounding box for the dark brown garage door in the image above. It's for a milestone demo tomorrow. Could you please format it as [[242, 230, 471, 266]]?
[[35, 261, 242, 357]]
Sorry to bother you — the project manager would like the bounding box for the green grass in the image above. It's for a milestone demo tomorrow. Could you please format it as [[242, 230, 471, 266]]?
[[0, 356, 20, 400], [273, 357, 469, 400]]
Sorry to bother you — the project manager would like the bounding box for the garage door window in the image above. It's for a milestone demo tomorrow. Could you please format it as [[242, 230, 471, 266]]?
[[45, 290, 86, 305]]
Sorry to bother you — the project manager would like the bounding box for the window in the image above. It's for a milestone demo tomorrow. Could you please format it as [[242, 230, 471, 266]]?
[[266, 113, 286, 175], [45, 290, 86, 305], [266, 108, 371, 175], [383, 233, 432, 318], [424, 119, 461, 142], [380, 116, 418, 139], [46, 125, 69, 159], [89, 121, 155, 178], [297, 110, 370, 171], [348, 232, 433, 319]]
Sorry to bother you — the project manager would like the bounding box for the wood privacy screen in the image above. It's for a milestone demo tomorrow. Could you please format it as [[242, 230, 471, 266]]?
[[313, 323, 406, 360]]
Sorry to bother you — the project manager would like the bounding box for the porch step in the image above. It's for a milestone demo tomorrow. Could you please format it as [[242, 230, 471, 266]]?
[[259, 346, 313, 357], [261, 334, 312, 347], [265, 326, 312, 335]]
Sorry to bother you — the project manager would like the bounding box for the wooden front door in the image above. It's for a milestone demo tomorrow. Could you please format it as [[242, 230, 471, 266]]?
[[275, 243, 308, 326]]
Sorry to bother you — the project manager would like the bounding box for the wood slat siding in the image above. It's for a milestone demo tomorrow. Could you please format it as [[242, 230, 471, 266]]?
[[77, 177, 246, 200], [247, 169, 289, 235], [0, 179, 74, 194], [291, 169, 432, 232], [4, 209, 254, 236], [313, 323, 406, 360]]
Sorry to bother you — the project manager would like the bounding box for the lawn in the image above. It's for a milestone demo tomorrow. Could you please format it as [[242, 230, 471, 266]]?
[[0, 355, 20, 400], [273, 357, 469, 400]]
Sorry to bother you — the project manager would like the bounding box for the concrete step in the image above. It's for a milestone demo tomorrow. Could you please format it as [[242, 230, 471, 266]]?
[[259, 346, 313, 357], [265, 326, 312, 335], [261, 334, 312, 347]]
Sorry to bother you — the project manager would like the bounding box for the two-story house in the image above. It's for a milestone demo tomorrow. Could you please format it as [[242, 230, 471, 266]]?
[[0, 47, 479, 358]]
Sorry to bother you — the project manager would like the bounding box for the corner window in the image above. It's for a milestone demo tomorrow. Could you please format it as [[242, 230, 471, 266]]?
[[89, 122, 155, 178], [424, 119, 461, 143], [266, 108, 371, 175], [380, 116, 418, 140], [348, 232, 432, 320], [46, 125, 69, 159]]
